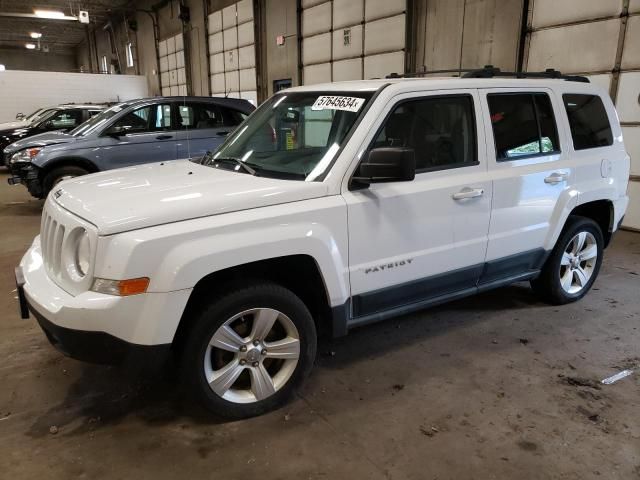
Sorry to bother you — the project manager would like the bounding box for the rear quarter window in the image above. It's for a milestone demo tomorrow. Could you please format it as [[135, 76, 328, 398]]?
[[562, 94, 613, 150]]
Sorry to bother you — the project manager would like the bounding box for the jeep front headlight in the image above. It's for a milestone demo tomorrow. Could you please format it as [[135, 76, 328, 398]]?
[[11, 147, 41, 163], [75, 229, 91, 277]]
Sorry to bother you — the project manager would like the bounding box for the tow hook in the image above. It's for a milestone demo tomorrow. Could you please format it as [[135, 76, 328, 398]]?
[[7, 176, 22, 185]]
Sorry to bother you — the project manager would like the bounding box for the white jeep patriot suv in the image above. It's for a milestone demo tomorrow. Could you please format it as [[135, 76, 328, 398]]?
[[16, 67, 630, 418]]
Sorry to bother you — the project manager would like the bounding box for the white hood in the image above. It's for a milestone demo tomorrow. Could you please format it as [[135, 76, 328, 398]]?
[[0, 119, 29, 130], [53, 160, 329, 235]]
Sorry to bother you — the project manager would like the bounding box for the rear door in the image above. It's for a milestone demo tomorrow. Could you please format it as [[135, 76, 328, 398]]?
[[479, 88, 570, 283], [174, 101, 246, 159], [98, 102, 178, 168]]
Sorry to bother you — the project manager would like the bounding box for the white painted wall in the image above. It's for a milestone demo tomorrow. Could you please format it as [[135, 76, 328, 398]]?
[[0, 70, 148, 122]]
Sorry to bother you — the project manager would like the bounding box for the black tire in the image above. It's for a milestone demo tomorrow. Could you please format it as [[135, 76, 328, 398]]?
[[42, 165, 89, 197], [531, 216, 604, 305], [180, 283, 317, 419]]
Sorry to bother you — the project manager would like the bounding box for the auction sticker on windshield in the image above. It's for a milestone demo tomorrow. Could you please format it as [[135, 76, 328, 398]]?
[[311, 96, 365, 112]]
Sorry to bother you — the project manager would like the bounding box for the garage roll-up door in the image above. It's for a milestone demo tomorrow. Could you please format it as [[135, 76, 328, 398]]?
[[525, 0, 640, 230], [301, 0, 406, 85], [208, 0, 258, 105], [159, 33, 187, 96]]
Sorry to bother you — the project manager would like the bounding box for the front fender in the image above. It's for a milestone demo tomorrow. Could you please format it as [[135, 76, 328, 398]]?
[[94, 196, 350, 307]]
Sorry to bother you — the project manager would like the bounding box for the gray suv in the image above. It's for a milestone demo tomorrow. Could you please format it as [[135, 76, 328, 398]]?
[[6, 96, 254, 198]]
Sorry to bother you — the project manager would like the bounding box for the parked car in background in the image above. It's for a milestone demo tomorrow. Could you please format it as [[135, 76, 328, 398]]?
[[1, 104, 106, 166], [5, 96, 254, 198]]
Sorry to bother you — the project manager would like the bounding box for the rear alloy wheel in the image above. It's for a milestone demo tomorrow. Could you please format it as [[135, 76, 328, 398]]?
[[531, 216, 603, 305], [558, 231, 598, 295], [182, 284, 317, 419]]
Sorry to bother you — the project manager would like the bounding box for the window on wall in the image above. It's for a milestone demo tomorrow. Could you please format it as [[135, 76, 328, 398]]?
[[562, 94, 613, 150], [126, 42, 134, 68], [488, 93, 560, 160], [370, 95, 477, 172]]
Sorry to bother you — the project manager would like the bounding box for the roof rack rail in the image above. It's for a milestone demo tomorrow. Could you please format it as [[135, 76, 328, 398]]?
[[462, 65, 590, 83], [386, 68, 476, 79], [386, 65, 590, 83]]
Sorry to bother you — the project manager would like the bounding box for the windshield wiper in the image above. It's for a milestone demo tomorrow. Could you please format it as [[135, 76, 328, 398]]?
[[203, 151, 257, 176]]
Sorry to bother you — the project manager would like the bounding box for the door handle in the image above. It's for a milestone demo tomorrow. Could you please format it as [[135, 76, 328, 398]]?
[[544, 172, 568, 184], [156, 134, 173, 140], [217, 131, 230, 136], [452, 187, 484, 200]]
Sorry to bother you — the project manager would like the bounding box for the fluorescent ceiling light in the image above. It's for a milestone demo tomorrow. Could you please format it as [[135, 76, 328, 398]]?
[[25, 43, 36, 49], [32, 9, 76, 20], [34, 9, 65, 19], [30, 32, 42, 39]]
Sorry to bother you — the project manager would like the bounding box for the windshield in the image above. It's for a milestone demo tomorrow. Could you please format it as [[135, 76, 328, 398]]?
[[25, 108, 53, 124], [204, 91, 374, 181], [70, 103, 129, 136]]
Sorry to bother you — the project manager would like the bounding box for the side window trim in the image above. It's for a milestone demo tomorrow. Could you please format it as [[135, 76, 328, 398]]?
[[487, 91, 562, 162], [362, 93, 480, 176]]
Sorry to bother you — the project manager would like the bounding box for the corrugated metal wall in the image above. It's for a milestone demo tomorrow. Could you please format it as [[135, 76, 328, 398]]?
[[413, 0, 523, 73], [300, 0, 406, 84], [159, 33, 187, 96], [524, 0, 640, 229], [207, 0, 258, 105]]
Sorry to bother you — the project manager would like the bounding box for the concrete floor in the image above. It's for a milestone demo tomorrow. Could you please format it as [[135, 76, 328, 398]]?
[[1, 170, 639, 480]]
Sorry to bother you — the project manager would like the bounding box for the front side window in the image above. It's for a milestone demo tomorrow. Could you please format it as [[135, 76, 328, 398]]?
[[370, 95, 477, 171], [563, 94, 613, 150], [205, 91, 374, 181], [109, 104, 172, 134], [44, 109, 84, 129], [488, 93, 560, 160]]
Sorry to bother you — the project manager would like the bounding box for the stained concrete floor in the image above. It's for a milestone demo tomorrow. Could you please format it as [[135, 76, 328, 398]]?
[[0, 170, 639, 480]]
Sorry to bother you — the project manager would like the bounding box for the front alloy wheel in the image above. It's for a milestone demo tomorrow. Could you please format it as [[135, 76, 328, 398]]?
[[205, 308, 301, 403], [182, 283, 317, 419]]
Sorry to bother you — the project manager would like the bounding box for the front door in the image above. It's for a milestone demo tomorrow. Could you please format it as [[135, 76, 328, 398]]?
[[343, 90, 492, 320], [99, 103, 178, 168]]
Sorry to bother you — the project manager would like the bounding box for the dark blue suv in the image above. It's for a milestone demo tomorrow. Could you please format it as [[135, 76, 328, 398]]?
[[6, 96, 254, 198]]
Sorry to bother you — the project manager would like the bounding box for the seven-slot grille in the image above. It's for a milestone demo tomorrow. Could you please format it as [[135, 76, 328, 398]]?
[[40, 206, 66, 278]]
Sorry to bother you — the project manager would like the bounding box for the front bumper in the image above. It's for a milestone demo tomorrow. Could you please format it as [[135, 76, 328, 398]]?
[[18, 237, 192, 365], [6, 161, 43, 197]]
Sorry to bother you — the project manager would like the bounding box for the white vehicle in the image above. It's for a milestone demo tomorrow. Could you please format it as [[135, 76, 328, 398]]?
[[16, 67, 630, 418]]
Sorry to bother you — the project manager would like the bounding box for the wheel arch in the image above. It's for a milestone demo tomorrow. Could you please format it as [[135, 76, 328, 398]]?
[[39, 156, 99, 179], [172, 254, 334, 353], [569, 199, 614, 248]]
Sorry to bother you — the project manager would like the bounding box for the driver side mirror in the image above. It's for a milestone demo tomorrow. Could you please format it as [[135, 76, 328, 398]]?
[[105, 125, 130, 137], [15, 113, 24, 120], [353, 147, 415, 186], [42, 120, 54, 129]]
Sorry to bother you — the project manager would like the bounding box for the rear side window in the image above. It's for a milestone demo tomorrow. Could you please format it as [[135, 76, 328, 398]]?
[[372, 95, 477, 172], [177, 103, 243, 129], [488, 93, 560, 160], [562, 94, 613, 150]]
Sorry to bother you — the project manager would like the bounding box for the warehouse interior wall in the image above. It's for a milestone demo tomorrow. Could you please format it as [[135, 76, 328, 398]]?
[[0, 48, 78, 72], [263, 0, 299, 97]]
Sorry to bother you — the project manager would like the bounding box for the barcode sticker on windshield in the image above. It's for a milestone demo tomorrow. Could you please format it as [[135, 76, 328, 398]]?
[[311, 96, 365, 112]]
